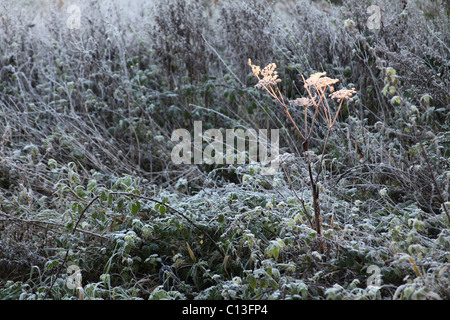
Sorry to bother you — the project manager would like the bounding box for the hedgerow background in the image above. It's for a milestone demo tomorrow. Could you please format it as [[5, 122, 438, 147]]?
[[0, 0, 448, 300]]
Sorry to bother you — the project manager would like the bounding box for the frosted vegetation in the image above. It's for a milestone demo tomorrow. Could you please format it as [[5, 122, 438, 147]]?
[[0, 0, 448, 300]]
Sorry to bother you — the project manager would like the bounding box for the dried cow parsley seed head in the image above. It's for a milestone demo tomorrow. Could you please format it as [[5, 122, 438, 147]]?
[[329, 88, 357, 102], [304, 72, 326, 87], [248, 59, 281, 88], [304, 72, 339, 90]]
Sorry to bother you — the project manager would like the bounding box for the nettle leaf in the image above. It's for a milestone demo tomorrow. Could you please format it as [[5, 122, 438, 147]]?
[[66, 220, 74, 231], [268, 278, 278, 290], [117, 197, 125, 211], [131, 201, 141, 216], [72, 202, 79, 213], [74, 185, 86, 198], [87, 179, 97, 192], [247, 274, 257, 289], [265, 239, 285, 260], [123, 175, 133, 187], [45, 260, 60, 271], [270, 248, 279, 260], [107, 193, 114, 206], [100, 189, 108, 202]]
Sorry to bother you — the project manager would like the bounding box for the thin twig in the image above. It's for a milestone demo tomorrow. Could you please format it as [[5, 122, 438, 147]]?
[[0, 211, 108, 240], [202, 34, 244, 88], [43, 195, 99, 300], [419, 138, 450, 222]]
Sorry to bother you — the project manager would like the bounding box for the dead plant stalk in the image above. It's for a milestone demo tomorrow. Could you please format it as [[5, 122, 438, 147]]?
[[248, 59, 356, 253]]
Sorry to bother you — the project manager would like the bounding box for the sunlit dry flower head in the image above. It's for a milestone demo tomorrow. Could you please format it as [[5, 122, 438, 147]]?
[[248, 59, 281, 89], [329, 88, 357, 102], [304, 72, 339, 90], [257, 63, 281, 88], [248, 59, 260, 77], [304, 72, 326, 87], [289, 97, 313, 108]]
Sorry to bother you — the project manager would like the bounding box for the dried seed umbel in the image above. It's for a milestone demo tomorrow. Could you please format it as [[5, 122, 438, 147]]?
[[329, 88, 357, 102], [248, 59, 281, 88], [249, 59, 358, 254]]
